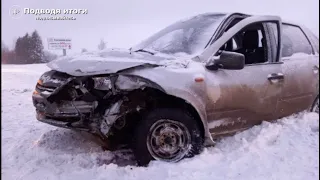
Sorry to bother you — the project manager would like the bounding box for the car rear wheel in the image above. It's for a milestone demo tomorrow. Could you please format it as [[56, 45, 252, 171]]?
[[311, 95, 319, 113], [132, 108, 204, 166]]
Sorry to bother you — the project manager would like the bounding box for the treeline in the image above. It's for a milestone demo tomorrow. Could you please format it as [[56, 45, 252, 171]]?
[[2, 34, 109, 64], [1, 30, 58, 64]]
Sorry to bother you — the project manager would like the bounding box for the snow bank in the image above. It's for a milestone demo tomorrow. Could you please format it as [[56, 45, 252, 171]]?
[[1, 64, 319, 180]]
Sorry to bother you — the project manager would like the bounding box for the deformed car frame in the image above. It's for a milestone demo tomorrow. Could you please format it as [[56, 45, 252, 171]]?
[[32, 12, 319, 166]]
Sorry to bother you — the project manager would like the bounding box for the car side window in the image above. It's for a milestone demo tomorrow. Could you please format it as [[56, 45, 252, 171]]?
[[309, 33, 319, 53], [258, 30, 264, 47], [232, 38, 238, 50], [267, 23, 280, 61], [282, 24, 313, 58], [303, 28, 319, 54], [219, 23, 269, 65]]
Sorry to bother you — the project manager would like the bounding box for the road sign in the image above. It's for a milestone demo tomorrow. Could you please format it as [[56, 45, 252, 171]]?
[[47, 38, 72, 50]]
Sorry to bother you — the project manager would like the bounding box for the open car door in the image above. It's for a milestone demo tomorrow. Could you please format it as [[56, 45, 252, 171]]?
[[198, 16, 284, 137]]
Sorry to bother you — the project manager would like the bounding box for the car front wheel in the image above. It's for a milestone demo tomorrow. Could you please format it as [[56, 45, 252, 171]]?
[[132, 108, 204, 166]]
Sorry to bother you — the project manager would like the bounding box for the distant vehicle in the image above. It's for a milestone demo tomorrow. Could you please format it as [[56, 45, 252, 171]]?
[[32, 12, 319, 166]]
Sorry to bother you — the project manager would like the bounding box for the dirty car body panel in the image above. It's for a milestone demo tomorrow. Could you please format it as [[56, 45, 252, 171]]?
[[274, 24, 319, 117], [32, 12, 319, 152]]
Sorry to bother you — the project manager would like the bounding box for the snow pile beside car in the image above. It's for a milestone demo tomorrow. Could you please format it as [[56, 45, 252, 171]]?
[[2, 64, 319, 180]]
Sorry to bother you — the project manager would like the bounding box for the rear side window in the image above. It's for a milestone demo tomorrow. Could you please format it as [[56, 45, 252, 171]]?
[[281, 24, 313, 58], [310, 33, 319, 53], [304, 28, 319, 53]]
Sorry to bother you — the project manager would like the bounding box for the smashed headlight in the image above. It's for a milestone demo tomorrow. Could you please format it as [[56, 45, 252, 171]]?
[[92, 77, 112, 90]]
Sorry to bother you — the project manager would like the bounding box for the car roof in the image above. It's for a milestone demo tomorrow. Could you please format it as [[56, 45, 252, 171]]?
[[201, 12, 302, 26]]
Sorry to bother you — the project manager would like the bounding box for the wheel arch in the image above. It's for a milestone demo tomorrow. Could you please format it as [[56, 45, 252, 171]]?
[[116, 73, 213, 146]]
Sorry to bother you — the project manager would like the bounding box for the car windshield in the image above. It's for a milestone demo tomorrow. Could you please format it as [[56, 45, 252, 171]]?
[[132, 13, 226, 56]]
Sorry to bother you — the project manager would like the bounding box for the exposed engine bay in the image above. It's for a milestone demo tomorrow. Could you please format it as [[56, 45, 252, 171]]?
[[32, 70, 166, 149]]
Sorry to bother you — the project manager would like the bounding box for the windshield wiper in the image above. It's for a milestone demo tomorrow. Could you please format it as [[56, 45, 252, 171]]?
[[134, 49, 155, 55]]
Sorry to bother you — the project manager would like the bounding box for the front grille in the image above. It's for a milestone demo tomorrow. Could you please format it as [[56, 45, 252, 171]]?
[[35, 82, 73, 100], [36, 84, 56, 93], [36, 70, 71, 94], [36, 84, 56, 94], [35, 70, 75, 100]]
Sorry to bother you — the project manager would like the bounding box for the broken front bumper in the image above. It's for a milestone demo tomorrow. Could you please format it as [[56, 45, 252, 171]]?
[[32, 92, 96, 130]]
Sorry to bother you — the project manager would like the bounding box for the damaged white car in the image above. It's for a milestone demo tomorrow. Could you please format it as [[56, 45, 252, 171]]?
[[32, 12, 319, 166]]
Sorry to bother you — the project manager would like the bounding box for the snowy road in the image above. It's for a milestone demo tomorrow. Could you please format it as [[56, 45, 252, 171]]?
[[1, 64, 319, 180]]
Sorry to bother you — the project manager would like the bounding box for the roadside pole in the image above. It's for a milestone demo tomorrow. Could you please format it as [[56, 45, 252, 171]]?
[[63, 49, 66, 56]]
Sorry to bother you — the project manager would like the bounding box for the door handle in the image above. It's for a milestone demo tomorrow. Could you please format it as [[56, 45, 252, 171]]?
[[268, 73, 284, 81]]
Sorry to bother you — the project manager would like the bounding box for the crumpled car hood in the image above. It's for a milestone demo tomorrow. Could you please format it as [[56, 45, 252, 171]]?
[[47, 48, 188, 76]]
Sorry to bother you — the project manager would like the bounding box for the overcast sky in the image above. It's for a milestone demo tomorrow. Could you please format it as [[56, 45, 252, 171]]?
[[2, 0, 319, 55]]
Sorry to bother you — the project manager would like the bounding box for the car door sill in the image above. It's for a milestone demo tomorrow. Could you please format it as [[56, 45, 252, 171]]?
[[211, 127, 250, 139]]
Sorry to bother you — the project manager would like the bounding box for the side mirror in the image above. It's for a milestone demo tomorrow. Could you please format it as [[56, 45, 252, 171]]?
[[206, 51, 245, 70]]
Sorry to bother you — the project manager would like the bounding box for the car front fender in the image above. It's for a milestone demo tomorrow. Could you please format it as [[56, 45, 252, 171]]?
[[121, 66, 214, 145]]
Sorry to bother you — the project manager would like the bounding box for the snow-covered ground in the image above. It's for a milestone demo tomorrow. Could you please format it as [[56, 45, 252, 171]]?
[[1, 64, 319, 180]]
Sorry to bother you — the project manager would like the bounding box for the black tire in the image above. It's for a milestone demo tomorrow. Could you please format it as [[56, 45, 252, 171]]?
[[132, 108, 204, 166]]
